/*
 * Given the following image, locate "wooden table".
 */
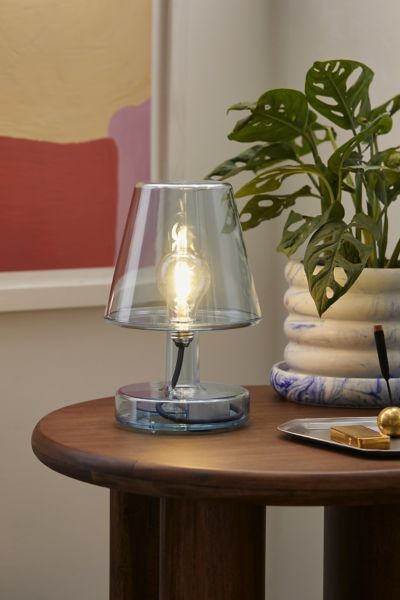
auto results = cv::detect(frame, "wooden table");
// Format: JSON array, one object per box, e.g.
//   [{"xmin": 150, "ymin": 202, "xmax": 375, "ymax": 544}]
[{"xmin": 32, "ymin": 386, "xmax": 400, "ymax": 600}]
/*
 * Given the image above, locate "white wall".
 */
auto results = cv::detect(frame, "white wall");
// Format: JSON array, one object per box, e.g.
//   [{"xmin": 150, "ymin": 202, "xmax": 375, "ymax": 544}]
[
  {"xmin": 4, "ymin": 1, "xmax": 400, "ymax": 599},
  {"xmin": 1, "ymin": 4, "xmax": 285, "ymax": 598},
  {"xmin": 165, "ymin": 2, "xmax": 321, "ymax": 599},
  {"xmin": 164, "ymin": 1, "xmax": 400, "ymax": 599}
]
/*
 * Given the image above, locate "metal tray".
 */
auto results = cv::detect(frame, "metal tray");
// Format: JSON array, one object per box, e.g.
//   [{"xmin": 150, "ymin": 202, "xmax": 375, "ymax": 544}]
[{"xmin": 278, "ymin": 417, "xmax": 400, "ymax": 456}]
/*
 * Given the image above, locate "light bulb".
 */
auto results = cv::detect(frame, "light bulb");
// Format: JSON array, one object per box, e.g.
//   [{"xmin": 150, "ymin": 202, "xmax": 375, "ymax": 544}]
[{"xmin": 157, "ymin": 223, "xmax": 210, "ymax": 330}]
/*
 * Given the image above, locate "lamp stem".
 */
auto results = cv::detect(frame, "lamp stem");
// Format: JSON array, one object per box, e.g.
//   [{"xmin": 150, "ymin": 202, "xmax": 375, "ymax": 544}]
[{"xmin": 166, "ymin": 332, "xmax": 200, "ymax": 390}]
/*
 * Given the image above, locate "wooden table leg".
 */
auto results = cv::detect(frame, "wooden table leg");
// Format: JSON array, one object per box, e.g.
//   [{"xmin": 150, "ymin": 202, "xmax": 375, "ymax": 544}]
[
  {"xmin": 324, "ymin": 505, "xmax": 400, "ymax": 599},
  {"xmin": 110, "ymin": 490, "xmax": 160, "ymax": 600},
  {"xmin": 159, "ymin": 498, "xmax": 265, "ymax": 600}
]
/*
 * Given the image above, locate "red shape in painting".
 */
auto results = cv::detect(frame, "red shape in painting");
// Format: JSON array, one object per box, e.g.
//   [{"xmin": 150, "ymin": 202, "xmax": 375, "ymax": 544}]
[{"xmin": 0, "ymin": 136, "xmax": 117, "ymax": 271}]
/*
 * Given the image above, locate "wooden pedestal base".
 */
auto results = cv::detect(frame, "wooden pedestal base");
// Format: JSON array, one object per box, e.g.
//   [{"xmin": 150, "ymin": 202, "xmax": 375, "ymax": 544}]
[
  {"xmin": 110, "ymin": 491, "xmax": 265, "ymax": 600},
  {"xmin": 324, "ymin": 505, "xmax": 400, "ymax": 599}
]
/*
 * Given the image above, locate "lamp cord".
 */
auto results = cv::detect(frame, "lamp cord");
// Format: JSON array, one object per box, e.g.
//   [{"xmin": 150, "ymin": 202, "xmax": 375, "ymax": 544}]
[
  {"xmin": 159, "ymin": 340, "xmax": 243, "ymax": 424},
  {"xmin": 170, "ymin": 343, "xmax": 185, "ymax": 388}
]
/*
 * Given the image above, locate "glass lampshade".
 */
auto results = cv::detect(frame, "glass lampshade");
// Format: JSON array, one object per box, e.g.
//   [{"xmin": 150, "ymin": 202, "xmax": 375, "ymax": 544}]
[
  {"xmin": 105, "ymin": 181, "xmax": 261, "ymax": 332},
  {"xmin": 105, "ymin": 181, "xmax": 261, "ymax": 433}
]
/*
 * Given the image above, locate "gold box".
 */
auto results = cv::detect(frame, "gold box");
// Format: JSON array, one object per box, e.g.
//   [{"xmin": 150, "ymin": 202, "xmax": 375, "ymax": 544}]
[{"xmin": 330, "ymin": 425, "xmax": 390, "ymax": 449}]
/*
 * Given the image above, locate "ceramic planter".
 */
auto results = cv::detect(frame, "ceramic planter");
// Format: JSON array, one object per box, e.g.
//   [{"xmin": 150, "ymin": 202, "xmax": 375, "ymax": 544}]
[{"xmin": 270, "ymin": 260, "xmax": 400, "ymax": 407}]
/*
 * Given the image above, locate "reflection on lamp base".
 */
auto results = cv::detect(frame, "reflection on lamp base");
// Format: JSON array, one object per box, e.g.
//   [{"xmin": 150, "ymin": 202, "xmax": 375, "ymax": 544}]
[{"xmin": 115, "ymin": 382, "xmax": 250, "ymax": 433}]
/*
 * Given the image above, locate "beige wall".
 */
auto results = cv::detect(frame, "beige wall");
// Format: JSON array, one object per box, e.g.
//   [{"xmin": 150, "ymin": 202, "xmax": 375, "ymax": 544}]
[
  {"xmin": 2, "ymin": 4, "xmax": 283, "ymax": 598},
  {"xmin": 264, "ymin": 1, "xmax": 400, "ymax": 598},
  {"xmin": 4, "ymin": 1, "xmax": 400, "ymax": 599}
]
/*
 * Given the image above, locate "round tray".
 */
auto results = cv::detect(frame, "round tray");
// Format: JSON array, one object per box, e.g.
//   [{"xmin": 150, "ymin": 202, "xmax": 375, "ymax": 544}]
[{"xmin": 270, "ymin": 361, "xmax": 400, "ymax": 408}]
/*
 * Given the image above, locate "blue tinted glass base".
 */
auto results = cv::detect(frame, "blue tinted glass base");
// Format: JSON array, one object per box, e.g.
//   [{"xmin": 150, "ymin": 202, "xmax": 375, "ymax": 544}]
[{"xmin": 115, "ymin": 381, "xmax": 249, "ymax": 433}]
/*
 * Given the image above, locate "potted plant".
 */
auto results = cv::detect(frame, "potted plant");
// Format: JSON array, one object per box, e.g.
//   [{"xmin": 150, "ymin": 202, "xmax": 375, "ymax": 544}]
[{"xmin": 208, "ymin": 59, "xmax": 400, "ymax": 406}]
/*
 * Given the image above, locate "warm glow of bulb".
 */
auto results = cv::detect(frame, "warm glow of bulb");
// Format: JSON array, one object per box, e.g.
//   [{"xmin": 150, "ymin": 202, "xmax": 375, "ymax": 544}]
[
  {"xmin": 157, "ymin": 222, "xmax": 210, "ymax": 328},
  {"xmin": 173, "ymin": 260, "xmax": 193, "ymax": 320},
  {"xmin": 173, "ymin": 223, "xmax": 189, "ymax": 253}
]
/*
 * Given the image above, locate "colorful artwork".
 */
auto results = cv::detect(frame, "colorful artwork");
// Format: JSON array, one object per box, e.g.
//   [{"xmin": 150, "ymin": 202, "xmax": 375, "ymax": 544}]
[{"xmin": 0, "ymin": 0, "xmax": 151, "ymax": 271}]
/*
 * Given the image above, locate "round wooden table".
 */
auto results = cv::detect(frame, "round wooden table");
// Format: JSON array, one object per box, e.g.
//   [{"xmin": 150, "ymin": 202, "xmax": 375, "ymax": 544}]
[{"xmin": 32, "ymin": 386, "xmax": 400, "ymax": 600}]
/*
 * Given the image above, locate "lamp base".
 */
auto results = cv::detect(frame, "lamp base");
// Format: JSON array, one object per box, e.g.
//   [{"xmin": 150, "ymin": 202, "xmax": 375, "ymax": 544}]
[{"xmin": 115, "ymin": 382, "xmax": 249, "ymax": 433}]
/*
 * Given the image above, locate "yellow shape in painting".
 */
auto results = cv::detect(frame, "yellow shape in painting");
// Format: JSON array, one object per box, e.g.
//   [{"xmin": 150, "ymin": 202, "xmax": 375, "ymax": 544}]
[{"xmin": 0, "ymin": 0, "xmax": 151, "ymax": 142}]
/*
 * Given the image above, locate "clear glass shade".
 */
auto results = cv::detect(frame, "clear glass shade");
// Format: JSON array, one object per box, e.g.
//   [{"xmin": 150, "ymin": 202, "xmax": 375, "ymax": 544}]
[{"xmin": 105, "ymin": 181, "xmax": 261, "ymax": 332}]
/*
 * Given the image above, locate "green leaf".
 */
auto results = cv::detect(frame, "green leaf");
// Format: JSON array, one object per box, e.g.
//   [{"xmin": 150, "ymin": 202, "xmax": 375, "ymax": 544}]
[
  {"xmin": 228, "ymin": 89, "xmax": 311, "ymax": 143},
  {"xmin": 208, "ymin": 128, "xmax": 333, "ymax": 181},
  {"xmin": 327, "ymin": 114, "xmax": 392, "ymax": 175},
  {"xmin": 304, "ymin": 222, "xmax": 372, "ymax": 316},
  {"xmin": 236, "ymin": 170, "xmax": 284, "ymax": 196},
  {"xmin": 312, "ymin": 122, "xmax": 337, "ymax": 142},
  {"xmin": 291, "ymin": 121, "xmax": 336, "ymax": 156},
  {"xmin": 341, "ymin": 147, "xmax": 400, "ymax": 205},
  {"xmin": 277, "ymin": 203, "xmax": 345, "ymax": 257},
  {"xmin": 350, "ymin": 212, "xmax": 381, "ymax": 240},
  {"xmin": 236, "ymin": 164, "xmax": 335, "ymax": 205},
  {"xmin": 206, "ymin": 143, "xmax": 297, "ymax": 180},
  {"xmin": 277, "ymin": 212, "xmax": 321, "ymax": 257},
  {"xmin": 361, "ymin": 165, "xmax": 400, "ymax": 204},
  {"xmin": 342, "ymin": 150, "xmax": 363, "ymax": 168},
  {"xmin": 368, "ymin": 95, "xmax": 400, "ymax": 120},
  {"xmin": 227, "ymin": 101, "xmax": 257, "ymax": 112},
  {"xmin": 372, "ymin": 150, "xmax": 400, "ymax": 203},
  {"xmin": 305, "ymin": 59, "xmax": 374, "ymax": 130},
  {"xmin": 240, "ymin": 186, "xmax": 314, "ymax": 231},
  {"xmin": 247, "ymin": 143, "xmax": 297, "ymax": 169},
  {"xmin": 207, "ymin": 145, "xmax": 269, "ymax": 179},
  {"xmin": 369, "ymin": 147, "xmax": 400, "ymax": 168}
]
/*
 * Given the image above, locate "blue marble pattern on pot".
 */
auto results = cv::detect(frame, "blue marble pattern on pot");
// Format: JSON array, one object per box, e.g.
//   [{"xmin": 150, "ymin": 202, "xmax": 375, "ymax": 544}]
[{"xmin": 269, "ymin": 362, "xmax": 399, "ymax": 408}]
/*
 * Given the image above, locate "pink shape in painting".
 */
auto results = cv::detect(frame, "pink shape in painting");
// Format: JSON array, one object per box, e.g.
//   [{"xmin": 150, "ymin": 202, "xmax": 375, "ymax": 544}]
[{"xmin": 108, "ymin": 101, "xmax": 151, "ymax": 255}]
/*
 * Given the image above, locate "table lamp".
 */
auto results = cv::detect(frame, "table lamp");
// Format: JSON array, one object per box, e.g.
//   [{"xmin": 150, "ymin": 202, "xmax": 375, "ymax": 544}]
[{"xmin": 105, "ymin": 181, "xmax": 261, "ymax": 432}]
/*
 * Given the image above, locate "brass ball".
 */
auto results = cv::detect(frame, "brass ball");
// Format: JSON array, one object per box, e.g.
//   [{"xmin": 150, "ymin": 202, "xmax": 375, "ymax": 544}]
[{"xmin": 378, "ymin": 406, "xmax": 400, "ymax": 437}]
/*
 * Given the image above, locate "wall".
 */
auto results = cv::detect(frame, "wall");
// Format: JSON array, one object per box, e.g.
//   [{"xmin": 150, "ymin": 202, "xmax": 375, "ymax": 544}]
[
  {"xmin": 2, "ymin": 5, "xmax": 284, "ymax": 599},
  {"xmin": 3, "ymin": 1, "xmax": 400, "ymax": 599},
  {"xmin": 163, "ymin": 1, "xmax": 400, "ymax": 599},
  {"xmin": 263, "ymin": 4, "xmax": 400, "ymax": 593},
  {"xmin": 164, "ymin": 2, "xmax": 321, "ymax": 598}
]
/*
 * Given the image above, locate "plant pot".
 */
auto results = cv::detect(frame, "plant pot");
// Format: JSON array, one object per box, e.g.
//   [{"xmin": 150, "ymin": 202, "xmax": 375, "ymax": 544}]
[{"xmin": 270, "ymin": 260, "xmax": 400, "ymax": 407}]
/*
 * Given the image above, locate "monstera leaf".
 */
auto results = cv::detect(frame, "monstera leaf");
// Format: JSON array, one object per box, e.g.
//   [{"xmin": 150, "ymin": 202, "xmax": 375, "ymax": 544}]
[
  {"xmin": 245, "ymin": 143, "xmax": 297, "ymax": 170},
  {"xmin": 305, "ymin": 60, "xmax": 373, "ymax": 130},
  {"xmin": 277, "ymin": 203, "xmax": 345, "ymax": 258},
  {"xmin": 304, "ymin": 219, "xmax": 373, "ymax": 316},
  {"xmin": 228, "ymin": 89, "xmax": 313, "ymax": 143},
  {"xmin": 375, "ymin": 151, "xmax": 400, "ymax": 204},
  {"xmin": 207, "ymin": 143, "xmax": 296, "ymax": 180},
  {"xmin": 344, "ymin": 148, "xmax": 400, "ymax": 205},
  {"xmin": 327, "ymin": 114, "xmax": 392, "ymax": 175},
  {"xmin": 240, "ymin": 186, "xmax": 314, "ymax": 231},
  {"xmin": 277, "ymin": 212, "xmax": 322, "ymax": 258},
  {"xmin": 236, "ymin": 164, "xmax": 335, "ymax": 207},
  {"xmin": 369, "ymin": 95, "xmax": 400, "ymax": 120},
  {"xmin": 228, "ymin": 101, "xmax": 257, "ymax": 112},
  {"xmin": 293, "ymin": 121, "xmax": 336, "ymax": 156}
]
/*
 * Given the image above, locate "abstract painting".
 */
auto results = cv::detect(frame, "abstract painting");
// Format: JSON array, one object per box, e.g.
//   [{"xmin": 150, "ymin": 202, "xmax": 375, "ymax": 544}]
[{"xmin": 0, "ymin": 0, "xmax": 151, "ymax": 271}]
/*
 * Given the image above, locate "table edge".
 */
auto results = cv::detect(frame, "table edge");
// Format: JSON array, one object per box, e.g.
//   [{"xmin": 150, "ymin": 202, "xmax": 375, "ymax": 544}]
[{"xmin": 31, "ymin": 405, "xmax": 400, "ymax": 506}]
